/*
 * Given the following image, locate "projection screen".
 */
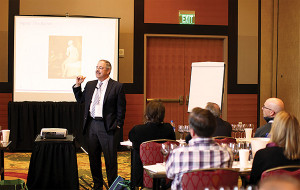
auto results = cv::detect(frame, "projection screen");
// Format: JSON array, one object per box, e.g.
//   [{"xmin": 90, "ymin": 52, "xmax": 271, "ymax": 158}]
[{"xmin": 14, "ymin": 16, "xmax": 119, "ymax": 101}]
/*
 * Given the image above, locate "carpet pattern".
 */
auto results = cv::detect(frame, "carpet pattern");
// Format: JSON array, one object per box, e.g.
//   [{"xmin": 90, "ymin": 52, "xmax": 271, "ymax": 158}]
[{"xmin": 3, "ymin": 151, "xmax": 131, "ymax": 189}]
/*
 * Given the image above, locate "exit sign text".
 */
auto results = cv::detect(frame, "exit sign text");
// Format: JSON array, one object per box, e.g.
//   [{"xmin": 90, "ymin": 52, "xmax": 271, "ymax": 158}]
[{"xmin": 179, "ymin": 10, "xmax": 195, "ymax": 24}]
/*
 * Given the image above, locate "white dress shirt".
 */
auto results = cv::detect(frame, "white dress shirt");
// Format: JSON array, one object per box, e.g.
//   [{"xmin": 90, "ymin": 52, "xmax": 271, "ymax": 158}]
[{"xmin": 89, "ymin": 77, "xmax": 109, "ymax": 118}]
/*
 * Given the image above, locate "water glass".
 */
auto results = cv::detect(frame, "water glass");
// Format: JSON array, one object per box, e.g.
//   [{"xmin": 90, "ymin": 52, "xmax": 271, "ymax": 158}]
[{"xmin": 248, "ymin": 124, "xmax": 255, "ymax": 137}]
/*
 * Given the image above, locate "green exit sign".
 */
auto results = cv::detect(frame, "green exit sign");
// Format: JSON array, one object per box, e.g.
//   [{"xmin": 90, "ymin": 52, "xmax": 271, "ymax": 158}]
[{"xmin": 179, "ymin": 10, "xmax": 195, "ymax": 24}]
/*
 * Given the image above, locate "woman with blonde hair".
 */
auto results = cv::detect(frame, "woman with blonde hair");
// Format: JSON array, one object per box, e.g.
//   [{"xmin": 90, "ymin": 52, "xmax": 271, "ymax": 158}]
[{"xmin": 250, "ymin": 111, "xmax": 300, "ymax": 185}]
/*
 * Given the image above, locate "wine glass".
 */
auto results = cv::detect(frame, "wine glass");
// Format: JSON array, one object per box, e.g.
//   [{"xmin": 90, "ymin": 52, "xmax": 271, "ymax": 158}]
[
  {"xmin": 231, "ymin": 124, "xmax": 237, "ymax": 138},
  {"xmin": 242, "ymin": 124, "xmax": 248, "ymax": 138},
  {"xmin": 178, "ymin": 125, "xmax": 184, "ymax": 140},
  {"xmin": 160, "ymin": 144, "xmax": 169, "ymax": 165},
  {"xmin": 237, "ymin": 123, "xmax": 244, "ymax": 138},
  {"xmin": 245, "ymin": 141, "xmax": 252, "ymax": 160},
  {"xmin": 228, "ymin": 143, "xmax": 238, "ymax": 161},
  {"xmin": 184, "ymin": 125, "xmax": 189, "ymax": 139},
  {"xmin": 237, "ymin": 142, "xmax": 245, "ymax": 150},
  {"xmin": 248, "ymin": 124, "xmax": 254, "ymax": 129}
]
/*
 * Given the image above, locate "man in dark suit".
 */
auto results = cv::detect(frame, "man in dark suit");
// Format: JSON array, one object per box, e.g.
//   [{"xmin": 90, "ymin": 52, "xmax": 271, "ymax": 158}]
[
  {"xmin": 205, "ymin": 102, "xmax": 232, "ymax": 137},
  {"xmin": 185, "ymin": 102, "xmax": 232, "ymax": 143},
  {"xmin": 73, "ymin": 59, "xmax": 126, "ymax": 190},
  {"xmin": 254, "ymin": 98, "xmax": 284, "ymax": 137}
]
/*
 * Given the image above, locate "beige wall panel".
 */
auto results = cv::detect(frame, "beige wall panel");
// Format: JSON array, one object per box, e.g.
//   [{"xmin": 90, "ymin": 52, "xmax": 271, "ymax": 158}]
[
  {"xmin": 0, "ymin": 0, "xmax": 9, "ymax": 82},
  {"xmin": 119, "ymin": 33, "xmax": 133, "ymax": 82},
  {"xmin": 277, "ymin": 0, "xmax": 300, "ymax": 118},
  {"xmin": 260, "ymin": 0, "xmax": 274, "ymax": 126},
  {"xmin": 237, "ymin": 36, "xmax": 258, "ymax": 84},
  {"xmin": 20, "ymin": 0, "xmax": 134, "ymax": 83},
  {"xmin": 238, "ymin": 0, "xmax": 258, "ymax": 84}
]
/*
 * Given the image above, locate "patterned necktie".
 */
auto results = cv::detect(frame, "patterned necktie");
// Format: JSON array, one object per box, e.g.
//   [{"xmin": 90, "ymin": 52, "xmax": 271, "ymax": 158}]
[{"xmin": 91, "ymin": 82, "xmax": 102, "ymax": 118}]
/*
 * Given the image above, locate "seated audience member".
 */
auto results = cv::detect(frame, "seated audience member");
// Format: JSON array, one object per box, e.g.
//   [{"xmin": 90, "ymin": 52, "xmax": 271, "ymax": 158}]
[
  {"xmin": 185, "ymin": 102, "xmax": 232, "ymax": 143},
  {"xmin": 166, "ymin": 107, "xmax": 233, "ymax": 190},
  {"xmin": 250, "ymin": 111, "xmax": 300, "ymax": 185},
  {"xmin": 128, "ymin": 101, "xmax": 176, "ymax": 188},
  {"xmin": 259, "ymin": 175, "xmax": 300, "ymax": 190},
  {"xmin": 255, "ymin": 98, "xmax": 284, "ymax": 137}
]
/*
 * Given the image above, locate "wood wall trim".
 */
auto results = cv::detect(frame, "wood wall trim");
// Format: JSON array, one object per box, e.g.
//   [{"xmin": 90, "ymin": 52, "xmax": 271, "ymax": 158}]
[{"xmin": 144, "ymin": 34, "xmax": 228, "ymax": 39}]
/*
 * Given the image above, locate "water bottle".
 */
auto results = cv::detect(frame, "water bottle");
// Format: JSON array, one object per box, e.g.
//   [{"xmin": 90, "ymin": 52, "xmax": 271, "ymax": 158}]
[{"xmin": 170, "ymin": 120, "xmax": 175, "ymax": 131}]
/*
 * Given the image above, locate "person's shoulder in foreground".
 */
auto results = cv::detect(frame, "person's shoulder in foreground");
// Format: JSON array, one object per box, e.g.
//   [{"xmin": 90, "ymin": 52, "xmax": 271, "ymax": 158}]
[
  {"xmin": 259, "ymin": 175, "xmax": 300, "ymax": 190},
  {"xmin": 250, "ymin": 110, "xmax": 300, "ymax": 185}
]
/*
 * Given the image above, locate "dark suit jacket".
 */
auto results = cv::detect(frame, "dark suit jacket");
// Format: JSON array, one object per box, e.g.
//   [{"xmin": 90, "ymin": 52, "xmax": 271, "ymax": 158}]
[
  {"xmin": 73, "ymin": 78, "xmax": 126, "ymax": 134},
  {"xmin": 254, "ymin": 122, "xmax": 272, "ymax": 137},
  {"xmin": 213, "ymin": 117, "xmax": 232, "ymax": 137},
  {"xmin": 185, "ymin": 117, "xmax": 232, "ymax": 143},
  {"xmin": 129, "ymin": 122, "xmax": 176, "ymax": 187},
  {"xmin": 250, "ymin": 146, "xmax": 300, "ymax": 185}
]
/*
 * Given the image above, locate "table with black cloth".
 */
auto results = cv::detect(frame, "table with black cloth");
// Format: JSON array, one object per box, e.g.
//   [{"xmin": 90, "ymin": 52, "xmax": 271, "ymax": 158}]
[
  {"xmin": 8, "ymin": 102, "xmax": 85, "ymax": 151},
  {"xmin": 26, "ymin": 135, "xmax": 79, "ymax": 190}
]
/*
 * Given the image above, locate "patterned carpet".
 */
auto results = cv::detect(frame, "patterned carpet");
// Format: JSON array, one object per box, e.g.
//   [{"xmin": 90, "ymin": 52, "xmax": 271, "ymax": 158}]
[{"xmin": 3, "ymin": 151, "xmax": 131, "ymax": 189}]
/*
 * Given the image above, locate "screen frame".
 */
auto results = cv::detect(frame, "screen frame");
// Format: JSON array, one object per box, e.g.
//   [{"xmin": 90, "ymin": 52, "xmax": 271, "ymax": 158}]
[{"xmin": 13, "ymin": 15, "xmax": 120, "ymax": 102}]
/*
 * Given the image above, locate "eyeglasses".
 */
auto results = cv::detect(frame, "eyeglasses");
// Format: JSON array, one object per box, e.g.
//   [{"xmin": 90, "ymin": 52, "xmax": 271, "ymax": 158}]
[
  {"xmin": 96, "ymin": 66, "xmax": 106, "ymax": 70},
  {"xmin": 262, "ymin": 105, "xmax": 273, "ymax": 112}
]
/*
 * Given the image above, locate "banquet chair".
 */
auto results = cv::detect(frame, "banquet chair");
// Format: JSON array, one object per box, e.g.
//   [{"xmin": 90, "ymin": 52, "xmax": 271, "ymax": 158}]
[
  {"xmin": 213, "ymin": 136, "xmax": 237, "ymax": 144},
  {"xmin": 261, "ymin": 165, "xmax": 300, "ymax": 180},
  {"xmin": 181, "ymin": 168, "xmax": 239, "ymax": 190},
  {"xmin": 140, "ymin": 139, "xmax": 179, "ymax": 189}
]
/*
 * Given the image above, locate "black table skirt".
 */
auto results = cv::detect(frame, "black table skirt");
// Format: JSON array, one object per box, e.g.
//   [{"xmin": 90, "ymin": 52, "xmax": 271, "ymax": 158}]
[
  {"xmin": 8, "ymin": 102, "xmax": 85, "ymax": 151},
  {"xmin": 27, "ymin": 136, "xmax": 79, "ymax": 190}
]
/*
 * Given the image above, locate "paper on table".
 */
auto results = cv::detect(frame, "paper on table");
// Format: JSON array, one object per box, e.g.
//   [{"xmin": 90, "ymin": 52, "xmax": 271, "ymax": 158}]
[
  {"xmin": 176, "ymin": 139, "xmax": 186, "ymax": 144},
  {"xmin": 143, "ymin": 163, "xmax": 166, "ymax": 174},
  {"xmin": 232, "ymin": 161, "xmax": 252, "ymax": 170},
  {"xmin": 120, "ymin": 140, "xmax": 132, "ymax": 146}
]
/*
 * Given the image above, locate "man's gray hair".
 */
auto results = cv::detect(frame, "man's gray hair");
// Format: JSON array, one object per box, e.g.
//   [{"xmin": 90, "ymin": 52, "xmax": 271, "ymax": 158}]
[
  {"xmin": 205, "ymin": 102, "xmax": 221, "ymax": 117},
  {"xmin": 99, "ymin": 59, "xmax": 112, "ymax": 70}
]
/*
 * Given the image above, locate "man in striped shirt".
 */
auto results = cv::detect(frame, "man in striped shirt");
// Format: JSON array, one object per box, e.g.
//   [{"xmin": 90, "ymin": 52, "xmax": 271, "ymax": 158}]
[{"xmin": 166, "ymin": 107, "xmax": 233, "ymax": 190}]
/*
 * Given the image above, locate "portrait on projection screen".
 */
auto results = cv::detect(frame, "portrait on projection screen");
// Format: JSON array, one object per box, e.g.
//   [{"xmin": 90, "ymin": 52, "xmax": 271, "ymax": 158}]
[{"xmin": 48, "ymin": 36, "xmax": 82, "ymax": 79}]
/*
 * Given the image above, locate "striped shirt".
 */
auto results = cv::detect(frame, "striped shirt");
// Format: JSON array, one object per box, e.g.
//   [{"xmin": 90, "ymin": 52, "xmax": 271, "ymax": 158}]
[{"xmin": 166, "ymin": 137, "xmax": 233, "ymax": 190}]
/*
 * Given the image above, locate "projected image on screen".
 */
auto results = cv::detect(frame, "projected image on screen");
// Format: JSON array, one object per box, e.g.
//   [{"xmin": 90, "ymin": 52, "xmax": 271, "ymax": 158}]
[
  {"xmin": 48, "ymin": 36, "xmax": 82, "ymax": 79},
  {"xmin": 14, "ymin": 16, "xmax": 119, "ymax": 102}
]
